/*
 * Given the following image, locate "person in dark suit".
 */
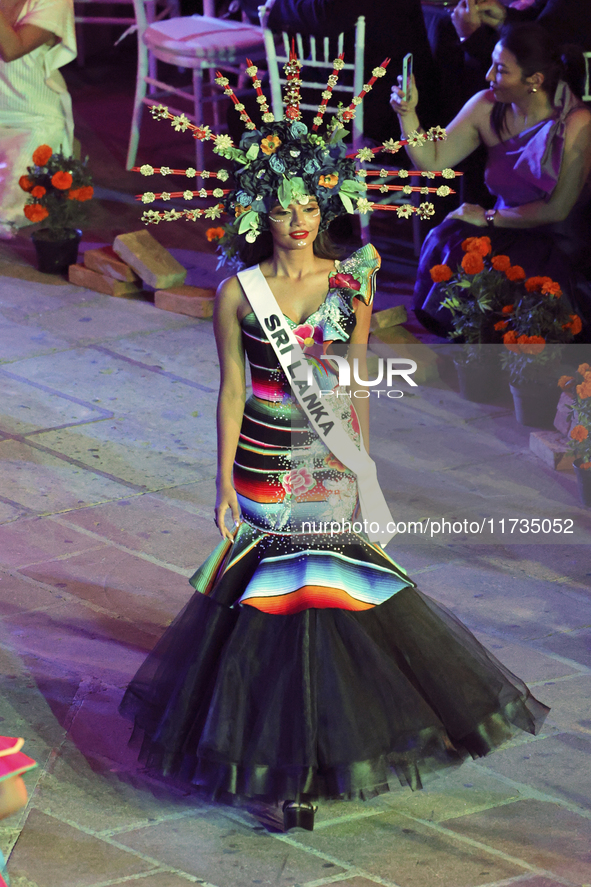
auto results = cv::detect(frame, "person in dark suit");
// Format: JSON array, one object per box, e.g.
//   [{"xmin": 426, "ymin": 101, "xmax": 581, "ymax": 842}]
[{"xmin": 240, "ymin": 0, "xmax": 440, "ymax": 143}]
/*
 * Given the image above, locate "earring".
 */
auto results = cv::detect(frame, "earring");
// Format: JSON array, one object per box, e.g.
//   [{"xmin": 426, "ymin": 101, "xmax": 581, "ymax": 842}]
[{"xmin": 529, "ymin": 86, "xmax": 538, "ymax": 93}]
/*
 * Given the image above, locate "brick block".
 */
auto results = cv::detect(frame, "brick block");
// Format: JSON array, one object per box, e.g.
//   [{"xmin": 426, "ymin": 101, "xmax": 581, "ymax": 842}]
[
  {"xmin": 113, "ymin": 230, "xmax": 187, "ymax": 288},
  {"xmin": 83, "ymin": 246, "xmax": 139, "ymax": 283},
  {"xmin": 68, "ymin": 264, "xmax": 143, "ymax": 298},
  {"xmin": 369, "ymin": 304, "xmax": 407, "ymax": 332},
  {"xmin": 529, "ymin": 430, "xmax": 573, "ymax": 470},
  {"xmin": 554, "ymin": 391, "xmax": 575, "ymax": 437},
  {"xmin": 155, "ymin": 285, "xmax": 216, "ymax": 318}
]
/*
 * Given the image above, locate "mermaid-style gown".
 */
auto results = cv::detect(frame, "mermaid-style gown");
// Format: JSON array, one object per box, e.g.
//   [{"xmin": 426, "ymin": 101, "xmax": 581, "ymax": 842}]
[{"xmin": 120, "ymin": 244, "xmax": 548, "ymax": 800}]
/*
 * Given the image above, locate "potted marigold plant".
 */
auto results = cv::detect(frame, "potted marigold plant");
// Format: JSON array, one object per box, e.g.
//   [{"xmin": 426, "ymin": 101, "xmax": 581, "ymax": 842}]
[
  {"xmin": 499, "ymin": 275, "xmax": 581, "ymax": 427},
  {"xmin": 430, "ymin": 235, "xmax": 519, "ymax": 402},
  {"xmin": 557, "ymin": 365, "xmax": 591, "ymax": 506},
  {"xmin": 20, "ymin": 144, "xmax": 93, "ymax": 274}
]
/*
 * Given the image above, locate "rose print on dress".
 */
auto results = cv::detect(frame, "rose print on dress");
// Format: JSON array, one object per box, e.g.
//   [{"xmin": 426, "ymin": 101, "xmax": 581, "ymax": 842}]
[{"xmin": 281, "ymin": 466, "xmax": 316, "ymax": 497}]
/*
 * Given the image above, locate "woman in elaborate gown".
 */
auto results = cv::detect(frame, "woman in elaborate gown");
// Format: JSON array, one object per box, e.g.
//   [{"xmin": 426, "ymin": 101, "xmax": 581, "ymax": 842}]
[
  {"xmin": 119, "ymin": 112, "xmax": 549, "ymax": 829},
  {"xmin": 0, "ymin": 0, "xmax": 75, "ymax": 237},
  {"xmin": 390, "ymin": 23, "xmax": 591, "ymax": 339}
]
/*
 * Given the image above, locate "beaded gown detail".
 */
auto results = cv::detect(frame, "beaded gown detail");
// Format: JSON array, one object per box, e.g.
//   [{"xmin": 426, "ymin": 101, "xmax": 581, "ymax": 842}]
[{"xmin": 120, "ymin": 244, "xmax": 549, "ymax": 800}]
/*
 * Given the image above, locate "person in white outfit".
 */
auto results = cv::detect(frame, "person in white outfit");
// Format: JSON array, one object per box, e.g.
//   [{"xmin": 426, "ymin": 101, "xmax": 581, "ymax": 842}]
[{"xmin": 0, "ymin": 0, "xmax": 76, "ymax": 238}]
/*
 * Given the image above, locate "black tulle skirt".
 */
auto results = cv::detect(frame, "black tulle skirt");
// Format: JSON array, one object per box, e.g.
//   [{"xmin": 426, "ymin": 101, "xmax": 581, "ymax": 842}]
[{"xmin": 119, "ymin": 529, "xmax": 549, "ymax": 802}]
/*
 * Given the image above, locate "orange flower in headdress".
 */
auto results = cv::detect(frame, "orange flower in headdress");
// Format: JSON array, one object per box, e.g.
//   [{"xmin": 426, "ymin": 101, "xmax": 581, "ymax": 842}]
[
  {"xmin": 261, "ymin": 135, "xmax": 282, "ymax": 155},
  {"xmin": 318, "ymin": 173, "xmax": 339, "ymax": 189}
]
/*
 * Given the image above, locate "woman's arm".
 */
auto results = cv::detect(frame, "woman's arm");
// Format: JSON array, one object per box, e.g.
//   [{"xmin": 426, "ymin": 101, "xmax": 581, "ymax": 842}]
[
  {"xmin": 494, "ymin": 108, "xmax": 591, "ymax": 227},
  {"xmin": 213, "ymin": 276, "xmax": 246, "ymax": 539},
  {"xmin": 348, "ymin": 299, "xmax": 373, "ymax": 451},
  {"xmin": 0, "ymin": 12, "xmax": 57, "ymax": 62},
  {"xmin": 390, "ymin": 76, "xmax": 486, "ymax": 170}
]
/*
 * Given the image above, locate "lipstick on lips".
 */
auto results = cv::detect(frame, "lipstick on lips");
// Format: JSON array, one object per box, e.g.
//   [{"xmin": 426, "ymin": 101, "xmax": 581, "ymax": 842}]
[{"xmin": 289, "ymin": 231, "xmax": 309, "ymax": 239}]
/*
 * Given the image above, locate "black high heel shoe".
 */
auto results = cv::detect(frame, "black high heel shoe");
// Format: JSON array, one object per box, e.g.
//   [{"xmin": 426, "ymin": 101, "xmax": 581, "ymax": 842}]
[{"xmin": 282, "ymin": 800, "xmax": 318, "ymax": 831}]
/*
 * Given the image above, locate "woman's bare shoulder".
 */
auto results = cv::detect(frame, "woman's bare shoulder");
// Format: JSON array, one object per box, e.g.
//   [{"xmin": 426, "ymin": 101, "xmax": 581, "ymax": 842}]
[
  {"xmin": 216, "ymin": 274, "xmax": 252, "ymax": 322},
  {"xmin": 565, "ymin": 104, "xmax": 591, "ymax": 135}
]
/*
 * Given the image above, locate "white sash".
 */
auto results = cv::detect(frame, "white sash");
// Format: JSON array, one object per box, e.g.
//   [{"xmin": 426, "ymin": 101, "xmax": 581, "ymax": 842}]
[{"xmin": 237, "ymin": 265, "xmax": 395, "ymax": 546}]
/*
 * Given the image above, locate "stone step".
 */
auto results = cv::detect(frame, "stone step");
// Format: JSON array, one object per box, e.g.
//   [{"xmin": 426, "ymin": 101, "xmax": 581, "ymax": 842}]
[
  {"xmin": 113, "ymin": 230, "xmax": 186, "ymax": 289},
  {"xmin": 529, "ymin": 430, "xmax": 573, "ymax": 470},
  {"xmin": 155, "ymin": 285, "xmax": 216, "ymax": 318}
]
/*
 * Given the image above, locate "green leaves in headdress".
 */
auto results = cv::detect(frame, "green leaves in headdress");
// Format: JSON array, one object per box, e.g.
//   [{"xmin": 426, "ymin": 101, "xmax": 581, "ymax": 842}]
[
  {"xmin": 237, "ymin": 209, "xmax": 260, "ymax": 234},
  {"xmin": 338, "ymin": 178, "xmax": 366, "ymax": 214},
  {"xmin": 277, "ymin": 176, "xmax": 308, "ymax": 209}
]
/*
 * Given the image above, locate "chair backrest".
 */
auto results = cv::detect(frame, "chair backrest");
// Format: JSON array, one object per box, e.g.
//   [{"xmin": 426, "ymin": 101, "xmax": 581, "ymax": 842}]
[
  {"xmin": 258, "ymin": 2, "xmax": 365, "ymax": 151},
  {"xmin": 130, "ymin": 0, "xmax": 178, "ymax": 40},
  {"xmin": 584, "ymin": 51, "xmax": 591, "ymax": 102}
]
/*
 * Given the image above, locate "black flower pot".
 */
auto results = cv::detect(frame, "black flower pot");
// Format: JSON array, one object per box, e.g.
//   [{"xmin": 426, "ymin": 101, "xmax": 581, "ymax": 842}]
[
  {"xmin": 31, "ymin": 228, "xmax": 82, "ymax": 275},
  {"xmin": 509, "ymin": 381, "xmax": 561, "ymax": 429},
  {"xmin": 573, "ymin": 460, "xmax": 591, "ymax": 507},
  {"xmin": 454, "ymin": 358, "xmax": 503, "ymax": 403}
]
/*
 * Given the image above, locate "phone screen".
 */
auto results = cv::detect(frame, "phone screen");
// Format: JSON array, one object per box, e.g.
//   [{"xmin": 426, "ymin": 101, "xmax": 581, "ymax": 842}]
[{"xmin": 402, "ymin": 53, "xmax": 413, "ymax": 102}]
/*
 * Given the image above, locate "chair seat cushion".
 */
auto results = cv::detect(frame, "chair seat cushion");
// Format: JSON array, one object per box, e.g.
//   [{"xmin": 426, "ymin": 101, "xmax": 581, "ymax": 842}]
[{"xmin": 144, "ymin": 15, "xmax": 264, "ymax": 60}]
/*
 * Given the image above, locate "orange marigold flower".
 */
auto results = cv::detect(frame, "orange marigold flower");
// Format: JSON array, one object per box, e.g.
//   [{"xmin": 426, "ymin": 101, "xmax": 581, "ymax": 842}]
[
  {"xmin": 68, "ymin": 188, "xmax": 80, "ymax": 201},
  {"xmin": 502, "ymin": 304, "xmax": 514, "ymax": 314},
  {"xmin": 461, "ymin": 235, "xmax": 491, "ymax": 257},
  {"xmin": 31, "ymin": 185, "xmax": 46, "ymax": 198},
  {"xmin": 579, "ymin": 461, "xmax": 591, "ymax": 470},
  {"xmin": 77, "ymin": 185, "xmax": 94, "ymax": 202},
  {"xmin": 51, "ymin": 171, "xmax": 73, "ymax": 190},
  {"xmin": 261, "ymin": 134, "xmax": 282, "ymax": 155},
  {"xmin": 206, "ymin": 226, "xmax": 225, "ymax": 242},
  {"xmin": 461, "ymin": 236, "xmax": 478, "ymax": 253},
  {"xmin": 429, "ymin": 263, "xmax": 453, "ymax": 283},
  {"xmin": 32, "ymin": 144, "xmax": 53, "ymax": 166},
  {"xmin": 23, "ymin": 204, "xmax": 49, "ymax": 223},
  {"xmin": 517, "ymin": 334, "xmax": 545, "ymax": 355},
  {"xmin": 235, "ymin": 204, "xmax": 252, "ymax": 217},
  {"xmin": 558, "ymin": 375, "xmax": 574, "ymax": 389},
  {"xmin": 494, "ymin": 320, "xmax": 509, "ymax": 331},
  {"xmin": 461, "ymin": 251, "xmax": 484, "ymax": 275},
  {"xmin": 505, "ymin": 264, "xmax": 526, "ymax": 281},
  {"xmin": 503, "ymin": 329, "xmax": 520, "ymax": 352},
  {"xmin": 491, "ymin": 254, "xmax": 511, "ymax": 271},
  {"xmin": 562, "ymin": 314, "xmax": 582, "ymax": 335},
  {"xmin": 577, "ymin": 380, "xmax": 591, "ymax": 399},
  {"xmin": 19, "ymin": 175, "xmax": 34, "ymax": 192},
  {"xmin": 318, "ymin": 173, "xmax": 339, "ymax": 189},
  {"xmin": 578, "ymin": 363, "xmax": 591, "ymax": 375},
  {"xmin": 570, "ymin": 424, "xmax": 589, "ymax": 442},
  {"xmin": 541, "ymin": 280, "xmax": 562, "ymax": 298}
]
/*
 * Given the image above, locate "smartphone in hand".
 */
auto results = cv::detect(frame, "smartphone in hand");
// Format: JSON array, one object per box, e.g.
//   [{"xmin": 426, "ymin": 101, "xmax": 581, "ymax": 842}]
[{"xmin": 402, "ymin": 53, "xmax": 413, "ymax": 102}]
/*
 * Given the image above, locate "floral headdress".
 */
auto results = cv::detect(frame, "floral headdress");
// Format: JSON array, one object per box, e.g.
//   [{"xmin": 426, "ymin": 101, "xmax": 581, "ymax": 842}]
[{"xmin": 136, "ymin": 51, "xmax": 460, "ymax": 264}]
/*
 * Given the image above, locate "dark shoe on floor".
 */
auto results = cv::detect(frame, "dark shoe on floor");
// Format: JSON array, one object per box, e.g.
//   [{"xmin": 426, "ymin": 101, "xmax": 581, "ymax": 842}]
[{"xmin": 282, "ymin": 800, "xmax": 317, "ymax": 832}]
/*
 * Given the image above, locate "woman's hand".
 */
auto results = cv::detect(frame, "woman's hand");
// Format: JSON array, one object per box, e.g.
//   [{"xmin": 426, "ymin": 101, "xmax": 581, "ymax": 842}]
[
  {"xmin": 446, "ymin": 203, "xmax": 488, "ymax": 226},
  {"xmin": 451, "ymin": 0, "xmax": 506, "ymax": 40},
  {"xmin": 390, "ymin": 73, "xmax": 418, "ymax": 117},
  {"xmin": 215, "ymin": 482, "xmax": 241, "ymax": 540}
]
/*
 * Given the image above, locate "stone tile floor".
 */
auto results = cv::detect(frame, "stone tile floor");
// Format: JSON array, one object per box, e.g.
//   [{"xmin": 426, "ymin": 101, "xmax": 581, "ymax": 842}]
[{"xmin": 1, "ymin": 255, "xmax": 591, "ymax": 887}]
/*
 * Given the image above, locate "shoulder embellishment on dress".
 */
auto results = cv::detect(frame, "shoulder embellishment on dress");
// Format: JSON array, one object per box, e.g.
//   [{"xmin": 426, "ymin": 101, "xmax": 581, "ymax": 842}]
[{"xmin": 328, "ymin": 243, "xmax": 381, "ymax": 306}]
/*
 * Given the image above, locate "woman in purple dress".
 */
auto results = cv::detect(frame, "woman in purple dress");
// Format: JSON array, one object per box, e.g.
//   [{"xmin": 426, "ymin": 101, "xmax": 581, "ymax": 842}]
[{"xmin": 390, "ymin": 23, "xmax": 591, "ymax": 339}]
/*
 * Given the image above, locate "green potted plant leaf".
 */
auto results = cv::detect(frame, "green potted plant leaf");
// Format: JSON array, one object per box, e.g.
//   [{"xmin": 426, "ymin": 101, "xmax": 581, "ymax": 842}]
[{"xmin": 20, "ymin": 144, "xmax": 94, "ymax": 274}]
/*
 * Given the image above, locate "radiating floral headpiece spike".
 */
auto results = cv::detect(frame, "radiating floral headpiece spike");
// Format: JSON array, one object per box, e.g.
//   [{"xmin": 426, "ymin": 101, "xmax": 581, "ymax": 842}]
[
  {"xmin": 214, "ymin": 72, "xmax": 257, "ymax": 131},
  {"xmin": 138, "ymin": 54, "xmax": 460, "ymax": 265},
  {"xmin": 312, "ymin": 54, "xmax": 345, "ymax": 130},
  {"xmin": 339, "ymin": 59, "xmax": 390, "ymax": 123},
  {"xmin": 283, "ymin": 42, "xmax": 303, "ymax": 121},
  {"xmin": 245, "ymin": 58, "xmax": 275, "ymax": 124}
]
